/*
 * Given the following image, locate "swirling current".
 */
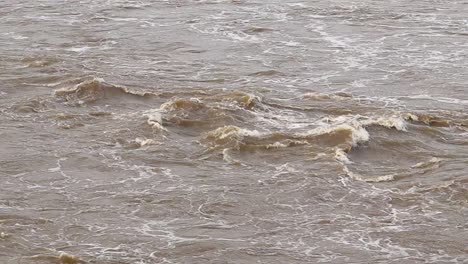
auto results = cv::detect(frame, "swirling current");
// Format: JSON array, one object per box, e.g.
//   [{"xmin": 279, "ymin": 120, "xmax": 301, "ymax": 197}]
[{"xmin": 0, "ymin": 1, "xmax": 467, "ymax": 263}]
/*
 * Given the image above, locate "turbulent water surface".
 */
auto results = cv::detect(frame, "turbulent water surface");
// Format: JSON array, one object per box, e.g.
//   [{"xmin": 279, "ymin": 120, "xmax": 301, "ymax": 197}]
[{"xmin": 1, "ymin": 0, "xmax": 468, "ymax": 263}]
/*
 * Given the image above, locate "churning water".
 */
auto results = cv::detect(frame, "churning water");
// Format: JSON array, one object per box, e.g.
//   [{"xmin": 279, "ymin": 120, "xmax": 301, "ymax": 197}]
[{"xmin": 0, "ymin": 1, "xmax": 467, "ymax": 263}]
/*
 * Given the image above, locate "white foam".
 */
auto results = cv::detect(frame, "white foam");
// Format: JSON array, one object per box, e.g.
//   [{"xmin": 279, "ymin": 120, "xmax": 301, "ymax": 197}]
[
  {"xmin": 143, "ymin": 110, "xmax": 165, "ymax": 131},
  {"xmin": 207, "ymin": 125, "xmax": 262, "ymax": 140},
  {"xmin": 403, "ymin": 113, "xmax": 419, "ymax": 121},
  {"xmin": 135, "ymin": 138, "xmax": 157, "ymax": 147},
  {"xmin": 222, "ymin": 148, "xmax": 241, "ymax": 165},
  {"xmin": 159, "ymin": 97, "xmax": 202, "ymax": 112},
  {"xmin": 322, "ymin": 114, "xmax": 408, "ymax": 132},
  {"xmin": 266, "ymin": 141, "xmax": 289, "ymax": 149},
  {"xmin": 335, "ymin": 148, "xmax": 352, "ymax": 164},
  {"xmin": 67, "ymin": 46, "xmax": 92, "ymax": 53},
  {"xmin": 302, "ymin": 123, "xmax": 370, "ymax": 146},
  {"xmin": 362, "ymin": 116, "xmax": 408, "ymax": 131}
]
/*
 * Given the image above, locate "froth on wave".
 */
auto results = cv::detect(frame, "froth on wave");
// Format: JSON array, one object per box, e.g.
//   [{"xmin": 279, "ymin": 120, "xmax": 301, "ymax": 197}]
[
  {"xmin": 148, "ymin": 92, "xmax": 262, "ymax": 131},
  {"xmin": 199, "ymin": 112, "xmax": 447, "ymax": 184},
  {"xmin": 337, "ymin": 156, "xmax": 445, "ymax": 183},
  {"xmin": 302, "ymin": 91, "xmax": 352, "ymax": 101},
  {"xmin": 54, "ymin": 77, "xmax": 156, "ymax": 104},
  {"xmin": 159, "ymin": 92, "xmax": 262, "ymax": 112},
  {"xmin": 332, "ymin": 116, "xmax": 448, "ymax": 183},
  {"xmin": 201, "ymin": 114, "xmax": 407, "ymax": 155},
  {"xmin": 49, "ymin": 81, "xmax": 466, "ymax": 185},
  {"xmin": 143, "ymin": 109, "xmax": 165, "ymax": 131}
]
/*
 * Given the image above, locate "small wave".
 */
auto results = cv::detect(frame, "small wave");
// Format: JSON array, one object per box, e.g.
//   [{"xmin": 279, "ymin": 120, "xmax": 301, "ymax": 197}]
[
  {"xmin": 156, "ymin": 92, "xmax": 262, "ymax": 130},
  {"xmin": 412, "ymin": 180, "xmax": 456, "ymax": 194},
  {"xmin": 361, "ymin": 116, "xmax": 408, "ymax": 131},
  {"xmin": 342, "ymin": 164, "xmax": 396, "ymax": 183},
  {"xmin": 59, "ymin": 252, "xmax": 82, "ymax": 264},
  {"xmin": 159, "ymin": 92, "xmax": 261, "ymax": 113},
  {"xmin": 405, "ymin": 112, "xmax": 468, "ymax": 129},
  {"xmin": 202, "ymin": 125, "xmax": 301, "ymax": 154},
  {"xmin": 27, "ymin": 252, "xmax": 84, "ymax": 264},
  {"xmin": 243, "ymin": 27, "xmax": 274, "ymax": 34},
  {"xmin": 326, "ymin": 114, "xmax": 428, "ymax": 183},
  {"xmin": 415, "ymin": 114, "xmax": 451, "ymax": 127},
  {"xmin": 302, "ymin": 91, "xmax": 352, "ymax": 101},
  {"xmin": 159, "ymin": 97, "xmax": 205, "ymax": 112},
  {"xmin": 202, "ymin": 114, "xmax": 409, "ymax": 153},
  {"xmin": 157, "ymin": 97, "xmax": 231, "ymax": 129},
  {"xmin": 299, "ymin": 123, "xmax": 370, "ymax": 146},
  {"xmin": 54, "ymin": 77, "xmax": 155, "ymax": 104},
  {"xmin": 348, "ymin": 156, "xmax": 444, "ymax": 183},
  {"xmin": 411, "ymin": 157, "xmax": 442, "ymax": 169},
  {"xmin": 322, "ymin": 115, "xmax": 408, "ymax": 132},
  {"xmin": 208, "ymin": 91, "xmax": 262, "ymax": 109},
  {"xmin": 249, "ymin": 70, "xmax": 281, "ymax": 77},
  {"xmin": 336, "ymin": 146, "xmax": 445, "ymax": 183},
  {"xmin": 204, "ymin": 125, "xmax": 262, "ymax": 145},
  {"xmin": 202, "ymin": 122, "xmax": 370, "ymax": 156},
  {"xmin": 200, "ymin": 112, "xmax": 415, "ymax": 154},
  {"xmin": 11, "ymin": 99, "xmax": 48, "ymax": 113},
  {"xmin": 21, "ymin": 56, "xmax": 59, "ymax": 68}
]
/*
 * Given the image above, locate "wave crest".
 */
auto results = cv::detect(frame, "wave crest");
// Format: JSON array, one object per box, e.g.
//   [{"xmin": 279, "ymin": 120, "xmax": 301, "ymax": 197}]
[
  {"xmin": 54, "ymin": 77, "xmax": 155, "ymax": 104},
  {"xmin": 202, "ymin": 122, "xmax": 372, "ymax": 154}
]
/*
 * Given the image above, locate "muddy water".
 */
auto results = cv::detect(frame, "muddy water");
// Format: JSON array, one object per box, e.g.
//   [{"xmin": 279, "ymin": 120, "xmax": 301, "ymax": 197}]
[{"xmin": 1, "ymin": 1, "xmax": 467, "ymax": 263}]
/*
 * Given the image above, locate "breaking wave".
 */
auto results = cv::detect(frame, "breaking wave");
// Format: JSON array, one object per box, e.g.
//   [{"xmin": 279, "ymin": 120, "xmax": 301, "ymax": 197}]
[
  {"xmin": 201, "ymin": 114, "xmax": 407, "ymax": 153},
  {"xmin": 50, "ymin": 82, "xmax": 467, "ymax": 184}
]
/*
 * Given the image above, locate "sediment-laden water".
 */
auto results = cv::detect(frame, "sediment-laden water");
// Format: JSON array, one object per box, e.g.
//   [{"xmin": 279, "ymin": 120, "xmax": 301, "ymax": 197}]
[{"xmin": 1, "ymin": 1, "xmax": 467, "ymax": 263}]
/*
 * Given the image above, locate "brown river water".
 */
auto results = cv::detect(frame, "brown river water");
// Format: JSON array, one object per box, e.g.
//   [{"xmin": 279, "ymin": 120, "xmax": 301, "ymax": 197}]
[{"xmin": 1, "ymin": 0, "xmax": 467, "ymax": 263}]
